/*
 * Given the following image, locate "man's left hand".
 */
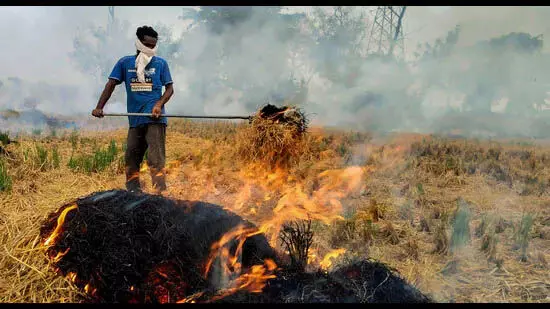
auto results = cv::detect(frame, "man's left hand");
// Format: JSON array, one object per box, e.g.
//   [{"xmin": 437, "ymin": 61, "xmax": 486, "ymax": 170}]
[{"xmin": 152, "ymin": 102, "xmax": 163, "ymax": 119}]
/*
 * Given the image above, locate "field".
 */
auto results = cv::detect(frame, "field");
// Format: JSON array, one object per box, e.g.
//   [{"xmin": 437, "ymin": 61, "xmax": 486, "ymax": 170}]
[{"xmin": 0, "ymin": 119, "xmax": 549, "ymax": 303}]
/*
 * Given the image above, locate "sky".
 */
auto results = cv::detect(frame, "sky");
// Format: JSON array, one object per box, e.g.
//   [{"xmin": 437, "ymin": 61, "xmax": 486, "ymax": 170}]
[{"xmin": 0, "ymin": 6, "xmax": 548, "ymax": 84}]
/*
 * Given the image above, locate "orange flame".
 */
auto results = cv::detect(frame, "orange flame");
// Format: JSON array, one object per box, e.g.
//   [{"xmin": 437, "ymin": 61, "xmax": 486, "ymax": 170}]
[
  {"xmin": 307, "ymin": 248, "xmax": 318, "ymax": 265},
  {"xmin": 83, "ymin": 283, "xmax": 97, "ymax": 296},
  {"xmin": 232, "ymin": 165, "xmax": 365, "ymax": 246},
  {"xmin": 207, "ymin": 258, "xmax": 277, "ymax": 302},
  {"xmin": 190, "ymin": 224, "xmax": 278, "ymax": 303},
  {"xmin": 319, "ymin": 248, "xmax": 346, "ymax": 270},
  {"xmin": 67, "ymin": 272, "xmax": 77, "ymax": 283},
  {"xmin": 176, "ymin": 292, "xmax": 204, "ymax": 303},
  {"xmin": 43, "ymin": 205, "xmax": 78, "ymax": 247},
  {"xmin": 121, "ymin": 134, "xmax": 367, "ymax": 302},
  {"xmin": 203, "ymin": 224, "xmax": 264, "ymax": 279},
  {"xmin": 52, "ymin": 248, "xmax": 70, "ymax": 263}
]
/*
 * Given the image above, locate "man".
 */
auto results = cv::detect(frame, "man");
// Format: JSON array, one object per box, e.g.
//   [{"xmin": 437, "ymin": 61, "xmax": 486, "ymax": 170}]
[{"xmin": 92, "ymin": 26, "xmax": 174, "ymax": 194}]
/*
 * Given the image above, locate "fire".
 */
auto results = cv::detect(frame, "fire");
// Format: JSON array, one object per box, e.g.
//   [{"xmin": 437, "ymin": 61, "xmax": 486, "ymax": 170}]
[
  {"xmin": 207, "ymin": 258, "xmax": 277, "ymax": 302},
  {"xmin": 43, "ymin": 205, "xmax": 78, "ymax": 247},
  {"xmin": 67, "ymin": 272, "xmax": 77, "ymax": 283},
  {"xmin": 232, "ymin": 165, "xmax": 365, "ymax": 246},
  {"xmin": 41, "ymin": 128, "xmax": 369, "ymax": 303},
  {"xmin": 184, "ymin": 224, "xmax": 279, "ymax": 303},
  {"xmin": 203, "ymin": 224, "xmax": 265, "ymax": 279},
  {"xmin": 176, "ymin": 292, "xmax": 204, "ymax": 303},
  {"xmin": 83, "ymin": 283, "xmax": 98, "ymax": 296},
  {"xmin": 319, "ymin": 248, "xmax": 346, "ymax": 270},
  {"xmin": 52, "ymin": 248, "xmax": 70, "ymax": 263},
  {"xmin": 233, "ymin": 183, "xmax": 253, "ymax": 211},
  {"xmin": 197, "ymin": 162, "xmax": 364, "ymax": 300},
  {"xmin": 307, "ymin": 248, "xmax": 318, "ymax": 265}
]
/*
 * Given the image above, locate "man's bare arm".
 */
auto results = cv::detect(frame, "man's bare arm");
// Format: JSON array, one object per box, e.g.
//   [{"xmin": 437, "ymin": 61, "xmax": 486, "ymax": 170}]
[
  {"xmin": 152, "ymin": 83, "xmax": 174, "ymax": 118},
  {"xmin": 92, "ymin": 79, "xmax": 120, "ymax": 118},
  {"xmin": 157, "ymin": 83, "xmax": 174, "ymax": 107}
]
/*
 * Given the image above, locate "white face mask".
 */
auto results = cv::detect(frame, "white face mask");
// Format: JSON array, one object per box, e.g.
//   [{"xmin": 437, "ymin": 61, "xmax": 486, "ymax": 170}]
[{"xmin": 135, "ymin": 38, "xmax": 158, "ymax": 83}]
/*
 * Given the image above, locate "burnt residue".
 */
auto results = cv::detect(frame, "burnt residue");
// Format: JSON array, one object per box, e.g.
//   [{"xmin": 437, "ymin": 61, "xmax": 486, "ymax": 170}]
[
  {"xmin": 40, "ymin": 190, "xmax": 431, "ymax": 303},
  {"xmin": 39, "ymin": 190, "xmax": 276, "ymax": 303},
  {"xmin": 254, "ymin": 104, "xmax": 308, "ymax": 134}
]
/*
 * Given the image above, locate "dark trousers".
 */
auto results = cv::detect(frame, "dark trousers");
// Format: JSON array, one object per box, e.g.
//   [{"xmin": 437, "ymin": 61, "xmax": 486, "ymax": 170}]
[{"xmin": 125, "ymin": 123, "xmax": 167, "ymax": 192}]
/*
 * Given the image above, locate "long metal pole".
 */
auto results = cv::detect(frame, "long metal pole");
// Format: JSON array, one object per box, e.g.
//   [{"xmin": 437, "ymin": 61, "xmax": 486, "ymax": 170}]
[{"xmin": 102, "ymin": 112, "xmax": 251, "ymax": 120}]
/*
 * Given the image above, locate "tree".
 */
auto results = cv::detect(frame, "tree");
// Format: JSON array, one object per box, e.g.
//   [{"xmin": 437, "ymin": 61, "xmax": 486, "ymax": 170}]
[
  {"xmin": 466, "ymin": 32, "xmax": 545, "ymax": 115},
  {"xmin": 181, "ymin": 6, "xmax": 284, "ymax": 34},
  {"xmin": 71, "ymin": 21, "xmax": 132, "ymax": 82},
  {"xmin": 416, "ymin": 25, "xmax": 461, "ymax": 62},
  {"xmin": 151, "ymin": 23, "xmax": 184, "ymax": 68},
  {"xmin": 177, "ymin": 6, "xmax": 309, "ymax": 111},
  {"xmin": 70, "ymin": 16, "xmax": 183, "ymax": 106},
  {"xmin": 413, "ymin": 29, "xmax": 548, "ymax": 124},
  {"xmin": 305, "ymin": 6, "xmax": 368, "ymax": 87}
]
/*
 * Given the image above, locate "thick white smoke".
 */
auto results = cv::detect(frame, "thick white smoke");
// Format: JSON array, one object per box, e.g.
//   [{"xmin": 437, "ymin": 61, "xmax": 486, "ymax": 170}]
[{"xmin": 2, "ymin": 6, "xmax": 550, "ymax": 137}]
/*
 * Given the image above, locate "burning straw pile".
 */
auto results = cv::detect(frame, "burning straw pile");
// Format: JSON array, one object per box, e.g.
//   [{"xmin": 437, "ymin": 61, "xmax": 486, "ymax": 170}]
[
  {"xmin": 39, "ymin": 190, "xmax": 431, "ymax": 303},
  {"xmin": 39, "ymin": 190, "xmax": 278, "ymax": 303},
  {"xmin": 237, "ymin": 104, "xmax": 310, "ymax": 168}
]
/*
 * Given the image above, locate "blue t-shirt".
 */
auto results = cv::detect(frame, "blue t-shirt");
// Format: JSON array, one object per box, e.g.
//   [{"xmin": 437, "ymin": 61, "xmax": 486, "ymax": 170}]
[{"xmin": 108, "ymin": 55, "xmax": 173, "ymax": 128}]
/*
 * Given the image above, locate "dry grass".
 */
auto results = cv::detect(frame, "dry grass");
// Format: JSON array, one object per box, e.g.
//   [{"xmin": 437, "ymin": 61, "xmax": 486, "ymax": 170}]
[
  {"xmin": 279, "ymin": 219, "xmax": 314, "ymax": 272},
  {"xmin": 235, "ymin": 116, "xmax": 311, "ymax": 169},
  {"xmin": 0, "ymin": 121, "xmax": 549, "ymax": 303}
]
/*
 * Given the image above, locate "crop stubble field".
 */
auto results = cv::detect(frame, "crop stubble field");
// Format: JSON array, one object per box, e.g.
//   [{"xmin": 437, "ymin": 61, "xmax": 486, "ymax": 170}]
[{"xmin": 0, "ymin": 118, "xmax": 548, "ymax": 303}]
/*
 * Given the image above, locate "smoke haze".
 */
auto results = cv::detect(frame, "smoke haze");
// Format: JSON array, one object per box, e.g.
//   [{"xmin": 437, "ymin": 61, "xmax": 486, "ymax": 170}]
[{"xmin": 1, "ymin": 6, "xmax": 550, "ymax": 137}]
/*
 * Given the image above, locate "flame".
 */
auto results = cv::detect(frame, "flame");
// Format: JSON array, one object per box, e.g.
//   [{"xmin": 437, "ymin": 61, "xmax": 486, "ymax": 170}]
[
  {"xmin": 319, "ymin": 248, "xmax": 346, "ymax": 270},
  {"xmin": 207, "ymin": 258, "xmax": 277, "ymax": 302},
  {"xmin": 307, "ymin": 248, "xmax": 318, "ymax": 265},
  {"xmin": 52, "ymin": 248, "xmax": 70, "ymax": 263},
  {"xmin": 67, "ymin": 272, "xmax": 77, "ymax": 283},
  {"xmin": 232, "ymin": 165, "xmax": 365, "ymax": 246},
  {"xmin": 176, "ymin": 292, "xmax": 204, "ymax": 303},
  {"xmin": 83, "ymin": 283, "xmax": 97, "ymax": 296},
  {"xmin": 43, "ymin": 205, "xmax": 78, "ymax": 247},
  {"xmin": 42, "ymin": 130, "xmax": 370, "ymax": 303},
  {"xmin": 203, "ymin": 224, "xmax": 264, "ymax": 278},
  {"xmin": 191, "ymin": 224, "xmax": 278, "ymax": 303}
]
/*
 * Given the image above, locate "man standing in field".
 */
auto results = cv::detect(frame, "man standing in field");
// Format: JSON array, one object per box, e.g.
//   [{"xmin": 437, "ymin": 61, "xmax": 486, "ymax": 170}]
[{"xmin": 92, "ymin": 26, "xmax": 174, "ymax": 194}]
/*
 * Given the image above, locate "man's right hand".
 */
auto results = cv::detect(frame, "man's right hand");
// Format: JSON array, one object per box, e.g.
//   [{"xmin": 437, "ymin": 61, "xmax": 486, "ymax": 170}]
[{"xmin": 92, "ymin": 108, "xmax": 104, "ymax": 118}]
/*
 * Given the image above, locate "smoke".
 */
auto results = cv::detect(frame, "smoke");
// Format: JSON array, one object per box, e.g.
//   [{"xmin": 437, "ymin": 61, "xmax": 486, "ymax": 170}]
[
  {"xmin": 171, "ymin": 8, "xmax": 303, "ymax": 116},
  {"xmin": 2, "ymin": 6, "xmax": 550, "ymax": 138}
]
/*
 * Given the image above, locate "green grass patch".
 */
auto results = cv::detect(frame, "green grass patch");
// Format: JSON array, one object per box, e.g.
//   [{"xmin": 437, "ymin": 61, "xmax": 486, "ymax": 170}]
[
  {"xmin": 0, "ymin": 131, "xmax": 10, "ymax": 145},
  {"xmin": 0, "ymin": 159, "xmax": 12, "ymax": 192},
  {"xmin": 68, "ymin": 140, "xmax": 120, "ymax": 174}
]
